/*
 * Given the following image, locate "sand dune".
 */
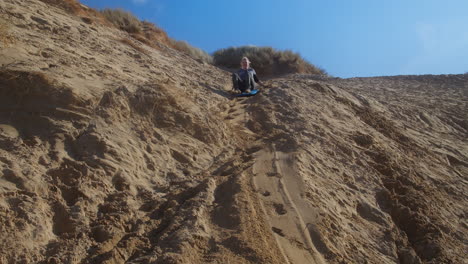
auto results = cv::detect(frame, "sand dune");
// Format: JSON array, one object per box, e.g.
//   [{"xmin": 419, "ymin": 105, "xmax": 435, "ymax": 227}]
[{"xmin": 1, "ymin": 0, "xmax": 467, "ymax": 263}]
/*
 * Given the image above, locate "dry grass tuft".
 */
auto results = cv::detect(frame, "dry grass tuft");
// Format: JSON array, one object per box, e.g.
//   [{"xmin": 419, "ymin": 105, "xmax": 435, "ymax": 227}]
[
  {"xmin": 170, "ymin": 39, "xmax": 213, "ymax": 64},
  {"xmin": 38, "ymin": 0, "xmax": 83, "ymax": 14},
  {"xmin": 139, "ymin": 21, "xmax": 171, "ymax": 47},
  {"xmin": 38, "ymin": 0, "xmax": 111, "ymax": 26},
  {"xmin": 100, "ymin": 9, "xmax": 212, "ymax": 63},
  {"xmin": 100, "ymin": 8, "xmax": 142, "ymax": 34},
  {"xmin": 119, "ymin": 38, "xmax": 148, "ymax": 55},
  {"xmin": 213, "ymin": 46, "xmax": 327, "ymax": 76}
]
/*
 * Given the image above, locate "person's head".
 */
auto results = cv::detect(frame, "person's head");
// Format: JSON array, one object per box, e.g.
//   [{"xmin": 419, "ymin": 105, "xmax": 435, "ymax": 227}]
[{"xmin": 240, "ymin": 57, "xmax": 250, "ymax": 69}]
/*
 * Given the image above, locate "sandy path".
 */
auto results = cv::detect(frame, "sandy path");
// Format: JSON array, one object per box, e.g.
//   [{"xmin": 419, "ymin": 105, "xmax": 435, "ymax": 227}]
[
  {"xmin": 224, "ymin": 93, "xmax": 325, "ymax": 263},
  {"xmin": 253, "ymin": 146, "xmax": 325, "ymax": 264}
]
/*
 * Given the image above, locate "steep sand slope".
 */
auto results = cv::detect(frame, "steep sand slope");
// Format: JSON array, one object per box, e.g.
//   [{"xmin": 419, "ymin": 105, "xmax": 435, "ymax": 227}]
[
  {"xmin": 244, "ymin": 75, "xmax": 467, "ymax": 263},
  {"xmin": 1, "ymin": 1, "xmax": 467, "ymax": 263}
]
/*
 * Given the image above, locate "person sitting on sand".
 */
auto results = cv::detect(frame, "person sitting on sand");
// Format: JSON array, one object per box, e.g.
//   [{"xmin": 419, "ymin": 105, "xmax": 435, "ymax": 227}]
[{"xmin": 232, "ymin": 57, "xmax": 264, "ymax": 93}]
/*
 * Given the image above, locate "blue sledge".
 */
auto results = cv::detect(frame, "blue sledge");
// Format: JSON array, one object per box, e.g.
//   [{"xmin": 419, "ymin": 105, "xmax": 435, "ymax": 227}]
[{"xmin": 235, "ymin": 89, "xmax": 259, "ymax": 97}]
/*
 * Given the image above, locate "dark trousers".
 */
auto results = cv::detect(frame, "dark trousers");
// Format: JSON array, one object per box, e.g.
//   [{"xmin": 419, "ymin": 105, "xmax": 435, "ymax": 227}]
[{"xmin": 232, "ymin": 73, "xmax": 253, "ymax": 93}]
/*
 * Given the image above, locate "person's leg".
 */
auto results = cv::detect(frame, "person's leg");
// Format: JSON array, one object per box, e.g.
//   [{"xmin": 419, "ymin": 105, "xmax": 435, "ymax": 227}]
[
  {"xmin": 240, "ymin": 80, "xmax": 248, "ymax": 93},
  {"xmin": 234, "ymin": 73, "xmax": 250, "ymax": 93},
  {"xmin": 232, "ymin": 73, "xmax": 245, "ymax": 92},
  {"xmin": 247, "ymin": 72, "xmax": 255, "ymax": 92},
  {"xmin": 232, "ymin": 73, "xmax": 239, "ymax": 90},
  {"xmin": 245, "ymin": 73, "xmax": 252, "ymax": 93}
]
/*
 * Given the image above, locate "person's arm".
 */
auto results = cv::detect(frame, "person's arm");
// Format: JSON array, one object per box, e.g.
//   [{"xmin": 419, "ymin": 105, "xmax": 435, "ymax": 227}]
[{"xmin": 252, "ymin": 69, "xmax": 264, "ymax": 86}]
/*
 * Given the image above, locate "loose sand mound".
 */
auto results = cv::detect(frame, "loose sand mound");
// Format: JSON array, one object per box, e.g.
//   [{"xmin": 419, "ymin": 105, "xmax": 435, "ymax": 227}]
[{"xmin": 1, "ymin": 1, "xmax": 467, "ymax": 263}]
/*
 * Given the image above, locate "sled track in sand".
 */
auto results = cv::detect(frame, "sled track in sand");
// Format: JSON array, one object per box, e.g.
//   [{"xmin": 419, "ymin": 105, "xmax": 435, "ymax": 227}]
[{"xmin": 222, "ymin": 91, "xmax": 325, "ymax": 264}]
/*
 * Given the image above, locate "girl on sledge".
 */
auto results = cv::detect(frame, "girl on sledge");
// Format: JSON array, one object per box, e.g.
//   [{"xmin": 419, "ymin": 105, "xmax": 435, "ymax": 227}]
[{"xmin": 232, "ymin": 57, "xmax": 265, "ymax": 93}]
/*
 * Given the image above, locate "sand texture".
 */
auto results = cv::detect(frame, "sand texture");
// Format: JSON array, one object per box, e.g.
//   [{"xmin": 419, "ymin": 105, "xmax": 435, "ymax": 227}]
[{"xmin": 1, "ymin": 1, "xmax": 467, "ymax": 263}]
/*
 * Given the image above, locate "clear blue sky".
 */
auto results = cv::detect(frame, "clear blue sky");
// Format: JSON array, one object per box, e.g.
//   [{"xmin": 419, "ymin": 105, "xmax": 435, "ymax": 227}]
[{"xmin": 81, "ymin": 0, "xmax": 468, "ymax": 78}]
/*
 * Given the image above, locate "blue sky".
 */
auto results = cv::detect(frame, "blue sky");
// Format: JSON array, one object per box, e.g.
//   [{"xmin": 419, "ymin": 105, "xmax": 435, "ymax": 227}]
[{"xmin": 81, "ymin": 0, "xmax": 468, "ymax": 78}]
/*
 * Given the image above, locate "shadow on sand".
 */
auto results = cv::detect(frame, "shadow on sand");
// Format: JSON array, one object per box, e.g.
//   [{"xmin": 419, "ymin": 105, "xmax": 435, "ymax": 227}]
[{"xmin": 202, "ymin": 84, "xmax": 233, "ymax": 99}]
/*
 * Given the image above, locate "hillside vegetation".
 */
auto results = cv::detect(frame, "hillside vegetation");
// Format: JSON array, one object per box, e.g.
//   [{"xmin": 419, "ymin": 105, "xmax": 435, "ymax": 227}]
[
  {"xmin": 39, "ymin": 0, "xmax": 325, "ymax": 75},
  {"xmin": 100, "ymin": 8, "xmax": 213, "ymax": 64},
  {"xmin": 213, "ymin": 46, "xmax": 327, "ymax": 76},
  {"xmin": 38, "ymin": 0, "xmax": 213, "ymax": 63}
]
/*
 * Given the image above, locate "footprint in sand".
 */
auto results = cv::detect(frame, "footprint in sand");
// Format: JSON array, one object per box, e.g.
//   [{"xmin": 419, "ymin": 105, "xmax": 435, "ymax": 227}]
[
  {"xmin": 273, "ymin": 203, "xmax": 287, "ymax": 215},
  {"xmin": 272, "ymin": 227, "xmax": 285, "ymax": 237},
  {"xmin": 267, "ymin": 172, "xmax": 280, "ymax": 177}
]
